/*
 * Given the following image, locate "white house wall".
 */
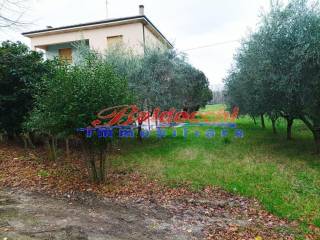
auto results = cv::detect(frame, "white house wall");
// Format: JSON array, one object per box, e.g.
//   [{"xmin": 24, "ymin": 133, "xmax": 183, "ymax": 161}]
[
  {"xmin": 30, "ymin": 22, "xmax": 146, "ymax": 55},
  {"xmin": 144, "ymin": 26, "xmax": 165, "ymax": 49}
]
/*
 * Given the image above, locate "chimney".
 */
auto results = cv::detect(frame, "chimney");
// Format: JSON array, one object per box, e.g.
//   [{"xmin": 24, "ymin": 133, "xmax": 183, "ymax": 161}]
[{"xmin": 139, "ymin": 5, "xmax": 144, "ymax": 15}]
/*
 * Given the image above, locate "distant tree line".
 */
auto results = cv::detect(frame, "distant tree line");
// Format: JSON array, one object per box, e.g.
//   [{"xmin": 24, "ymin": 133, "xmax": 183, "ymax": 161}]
[
  {"xmin": 210, "ymin": 90, "xmax": 225, "ymax": 105},
  {"xmin": 224, "ymin": 0, "xmax": 320, "ymax": 153}
]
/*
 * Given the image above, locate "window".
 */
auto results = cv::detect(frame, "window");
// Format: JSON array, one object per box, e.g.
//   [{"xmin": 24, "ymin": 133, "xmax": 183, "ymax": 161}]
[
  {"xmin": 107, "ymin": 35, "xmax": 123, "ymax": 48},
  {"xmin": 58, "ymin": 48, "xmax": 73, "ymax": 63}
]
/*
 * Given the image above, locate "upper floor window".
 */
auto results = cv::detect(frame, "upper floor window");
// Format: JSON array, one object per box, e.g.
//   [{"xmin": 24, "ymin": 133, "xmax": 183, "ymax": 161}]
[
  {"xmin": 58, "ymin": 48, "xmax": 73, "ymax": 63},
  {"xmin": 107, "ymin": 35, "xmax": 123, "ymax": 48}
]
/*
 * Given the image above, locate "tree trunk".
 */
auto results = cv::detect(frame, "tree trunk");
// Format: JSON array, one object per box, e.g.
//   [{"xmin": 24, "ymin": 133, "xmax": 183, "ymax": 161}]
[
  {"xmin": 286, "ymin": 118, "xmax": 293, "ymax": 140},
  {"xmin": 261, "ymin": 114, "xmax": 266, "ymax": 129},
  {"xmin": 89, "ymin": 153, "xmax": 98, "ymax": 183},
  {"xmin": 65, "ymin": 138, "xmax": 70, "ymax": 160},
  {"xmin": 148, "ymin": 113, "xmax": 151, "ymax": 131},
  {"xmin": 45, "ymin": 138, "xmax": 51, "ymax": 160},
  {"xmin": 137, "ymin": 122, "xmax": 142, "ymax": 142},
  {"xmin": 313, "ymin": 129, "xmax": 320, "ymax": 154},
  {"xmin": 252, "ymin": 116, "xmax": 257, "ymax": 125},
  {"xmin": 45, "ymin": 137, "xmax": 57, "ymax": 161},
  {"xmin": 99, "ymin": 149, "xmax": 107, "ymax": 183},
  {"xmin": 300, "ymin": 115, "xmax": 320, "ymax": 154},
  {"xmin": 271, "ymin": 118, "xmax": 277, "ymax": 134},
  {"xmin": 22, "ymin": 135, "xmax": 28, "ymax": 150},
  {"xmin": 7, "ymin": 130, "xmax": 15, "ymax": 141},
  {"xmin": 21, "ymin": 133, "xmax": 35, "ymax": 149},
  {"xmin": 82, "ymin": 143, "xmax": 97, "ymax": 182},
  {"xmin": 51, "ymin": 137, "xmax": 58, "ymax": 162},
  {"xmin": 26, "ymin": 133, "xmax": 35, "ymax": 149}
]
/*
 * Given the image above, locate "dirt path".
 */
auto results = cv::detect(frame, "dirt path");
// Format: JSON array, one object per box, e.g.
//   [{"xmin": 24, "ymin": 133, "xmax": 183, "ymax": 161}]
[
  {"xmin": 0, "ymin": 189, "xmax": 205, "ymax": 240},
  {"xmin": 0, "ymin": 187, "xmax": 300, "ymax": 240},
  {"xmin": 0, "ymin": 145, "xmax": 305, "ymax": 239}
]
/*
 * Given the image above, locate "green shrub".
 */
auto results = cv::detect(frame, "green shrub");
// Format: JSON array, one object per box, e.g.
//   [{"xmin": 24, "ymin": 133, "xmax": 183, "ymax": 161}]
[
  {"xmin": 0, "ymin": 41, "xmax": 50, "ymax": 139},
  {"xmin": 25, "ymin": 54, "xmax": 131, "ymax": 183}
]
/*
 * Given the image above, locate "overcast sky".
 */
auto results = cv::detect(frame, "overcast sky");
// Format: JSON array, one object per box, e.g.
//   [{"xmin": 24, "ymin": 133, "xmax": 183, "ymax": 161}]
[{"xmin": 0, "ymin": 0, "xmax": 273, "ymax": 90}]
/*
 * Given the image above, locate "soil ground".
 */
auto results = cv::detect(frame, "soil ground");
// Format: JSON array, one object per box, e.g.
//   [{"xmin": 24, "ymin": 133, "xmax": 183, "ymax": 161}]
[
  {"xmin": 0, "ymin": 144, "xmax": 314, "ymax": 239},
  {"xmin": 0, "ymin": 187, "xmax": 299, "ymax": 240},
  {"xmin": 0, "ymin": 188, "xmax": 202, "ymax": 240}
]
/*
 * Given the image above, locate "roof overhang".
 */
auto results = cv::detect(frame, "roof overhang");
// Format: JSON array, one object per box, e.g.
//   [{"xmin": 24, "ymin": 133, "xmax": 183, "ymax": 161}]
[{"xmin": 22, "ymin": 15, "xmax": 173, "ymax": 48}]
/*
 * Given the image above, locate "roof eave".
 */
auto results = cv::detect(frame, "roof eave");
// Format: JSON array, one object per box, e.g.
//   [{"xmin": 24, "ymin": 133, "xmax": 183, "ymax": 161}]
[{"xmin": 22, "ymin": 15, "xmax": 173, "ymax": 48}]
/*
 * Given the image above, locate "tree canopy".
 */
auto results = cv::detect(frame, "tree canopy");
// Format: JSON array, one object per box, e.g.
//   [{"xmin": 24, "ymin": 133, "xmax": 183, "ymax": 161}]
[
  {"xmin": 224, "ymin": 0, "xmax": 320, "ymax": 151},
  {"xmin": 104, "ymin": 45, "xmax": 212, "ymax": 113},
  {"xmin": 0, "ymin": 41, "xmax": 49, "ymax": 138}
]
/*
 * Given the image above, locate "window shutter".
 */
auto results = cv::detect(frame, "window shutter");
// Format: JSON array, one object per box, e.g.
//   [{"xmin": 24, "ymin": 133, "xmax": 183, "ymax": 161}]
[
  {"xmin": 59, "ymin": 48, "xmax": 73, "ymax": 63},
  {"xmin": 107, "ymin": 35, "xmax": 123, "ymax": 48}
]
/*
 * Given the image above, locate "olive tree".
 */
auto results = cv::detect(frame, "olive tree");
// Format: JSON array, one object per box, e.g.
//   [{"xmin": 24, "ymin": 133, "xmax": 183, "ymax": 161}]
[
  {"xmin": 225, "ymin": 0, "xmax": 320, "ymax": 149},
  {"xmin": 104, "ymin": 45, "xmax": 212, "ymax": 112}
]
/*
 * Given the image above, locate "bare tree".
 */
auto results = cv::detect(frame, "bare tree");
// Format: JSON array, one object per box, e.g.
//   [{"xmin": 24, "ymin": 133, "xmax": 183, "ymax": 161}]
[{"xmin": 0, "ymin": 0, "xmax": 30, "ymax": 28}]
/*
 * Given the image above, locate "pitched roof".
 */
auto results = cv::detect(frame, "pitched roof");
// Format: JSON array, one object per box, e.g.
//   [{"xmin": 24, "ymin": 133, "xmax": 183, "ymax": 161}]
[{"xmin": 22, "ymin": 15, "xmax": 173, "ymax": 47}]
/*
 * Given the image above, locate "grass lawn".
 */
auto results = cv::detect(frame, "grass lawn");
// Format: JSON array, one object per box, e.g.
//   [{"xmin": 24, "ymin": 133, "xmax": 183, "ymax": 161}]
[{"xmin": 111, "ymin": 105, "xmax": 320, "ymax": 228}]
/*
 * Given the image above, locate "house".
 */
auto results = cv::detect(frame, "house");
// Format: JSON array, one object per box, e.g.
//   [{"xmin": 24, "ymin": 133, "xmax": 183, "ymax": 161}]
[{"xmin": 22, "ymin": 5, "xmax": 172, "ymax": 63}]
